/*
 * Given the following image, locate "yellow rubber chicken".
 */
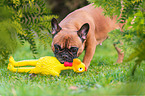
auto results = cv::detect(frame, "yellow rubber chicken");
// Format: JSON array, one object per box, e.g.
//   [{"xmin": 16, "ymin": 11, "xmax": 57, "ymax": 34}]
[{"xmin": 7, "ymin": 56, "xmax": 86, "ymax": 76}]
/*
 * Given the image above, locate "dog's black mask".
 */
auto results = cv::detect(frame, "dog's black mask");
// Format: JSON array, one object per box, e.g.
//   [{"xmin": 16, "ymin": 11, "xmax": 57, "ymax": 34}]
[{"xmin": 54, "ymin": 44, "xmax": 78, "ymax": 63}]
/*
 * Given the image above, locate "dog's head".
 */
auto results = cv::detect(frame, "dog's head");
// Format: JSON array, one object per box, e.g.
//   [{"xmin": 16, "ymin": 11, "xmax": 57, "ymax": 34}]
[{"xmin": 51, "ymin": 18, "xmax": 89, "ymax": 63}]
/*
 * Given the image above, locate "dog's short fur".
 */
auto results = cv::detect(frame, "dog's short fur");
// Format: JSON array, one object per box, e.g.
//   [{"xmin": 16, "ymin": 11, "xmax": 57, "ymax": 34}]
[{"xmin": 51, "ymin": 4, "xmax": 124, "ymax": 69}]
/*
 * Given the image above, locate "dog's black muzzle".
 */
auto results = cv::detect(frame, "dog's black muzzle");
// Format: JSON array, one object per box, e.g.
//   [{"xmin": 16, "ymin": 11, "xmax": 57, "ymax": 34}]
[
  {"xmin": 55, "ymin": 51, "xmax": 77, "ymax": 63},
  {"xmin": 54, "ymin": 44, "xmax": 78, "ymax": 63}
]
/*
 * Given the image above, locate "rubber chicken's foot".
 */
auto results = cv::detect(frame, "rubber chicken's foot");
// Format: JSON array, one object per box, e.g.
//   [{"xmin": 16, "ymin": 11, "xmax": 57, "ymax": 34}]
[
  {"xmin": 7, "ymin": 64, "xmax": 14, "ymax": 71},
  {"xmin": 9, "ymin": 56, "xmax": 15, "ymax": 66}
]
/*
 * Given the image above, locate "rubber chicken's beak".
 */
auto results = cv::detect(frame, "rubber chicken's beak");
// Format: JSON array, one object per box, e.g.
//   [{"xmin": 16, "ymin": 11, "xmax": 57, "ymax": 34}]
[{"xmin": 85, "ymin": 67, "xmax": 87, "ymax": 71}]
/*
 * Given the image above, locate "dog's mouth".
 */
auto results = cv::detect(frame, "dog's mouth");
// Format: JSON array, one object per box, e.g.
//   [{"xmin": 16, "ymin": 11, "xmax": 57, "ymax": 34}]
[
  {"xmin": 59, "ymin": 59, "xmax": 73, "ymax": 64},
  {"xmin": 59, "ymin": 60, "xmax": 65, "ymax": 64},
  {"xmin": 55, "ymin": 56, "xmax": 73, "ymax": 64},
  {"xmin": 54, "ymin": 51, "xmax": 77, "ymax": 64}
]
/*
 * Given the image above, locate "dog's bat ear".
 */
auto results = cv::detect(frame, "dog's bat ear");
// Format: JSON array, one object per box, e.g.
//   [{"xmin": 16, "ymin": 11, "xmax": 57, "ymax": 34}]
[
  {"xmin": 77, "ymin": 23, "xmax": 89, "ymax": 42},
  {"xmin": 51, "ymin": 18, "xmax": 61, "ymax": 36}
]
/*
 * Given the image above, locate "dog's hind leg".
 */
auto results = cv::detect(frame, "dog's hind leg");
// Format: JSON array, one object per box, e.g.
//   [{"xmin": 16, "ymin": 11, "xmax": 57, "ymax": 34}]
[
  {"xmin": 114, "ymin": 22, "xmax": 125, "ymax": 63},
  {"xmin": 113, "ymin": 44, "xmax": 124, "ymax": 63}
]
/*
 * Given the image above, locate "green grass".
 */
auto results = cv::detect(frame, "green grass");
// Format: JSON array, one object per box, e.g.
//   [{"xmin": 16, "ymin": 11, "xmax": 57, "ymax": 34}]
[{"xmin": 0, "ymin": 39, "xmax": 145, "ymax": 96}]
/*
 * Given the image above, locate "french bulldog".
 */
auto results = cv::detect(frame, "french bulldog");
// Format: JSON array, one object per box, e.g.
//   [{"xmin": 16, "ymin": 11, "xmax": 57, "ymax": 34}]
[{"xmin": 51, "ymin": 4, "xmax": 124, "ymax": 69}]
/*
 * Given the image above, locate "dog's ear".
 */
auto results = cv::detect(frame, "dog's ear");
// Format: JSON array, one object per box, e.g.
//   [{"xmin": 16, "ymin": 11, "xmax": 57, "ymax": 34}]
[
  {"xmin": 77, "ymin": 23, "xmax": 89, "ymax": 42},
  {"xmin": 51, "ymin": 18, "xmax": 61, "ymax": 36}
]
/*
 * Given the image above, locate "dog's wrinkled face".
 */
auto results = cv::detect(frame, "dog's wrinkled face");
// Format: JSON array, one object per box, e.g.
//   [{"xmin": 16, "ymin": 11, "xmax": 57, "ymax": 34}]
[
  {"xmin": 52, "ymin": 32, "xmax": 82, "ymax": 63},
  {"xmin": 51, "ymin": 18, "xmax": 89, "ymax": 63}
]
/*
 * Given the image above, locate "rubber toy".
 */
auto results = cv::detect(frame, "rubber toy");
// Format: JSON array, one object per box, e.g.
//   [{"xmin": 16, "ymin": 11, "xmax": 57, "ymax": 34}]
[{"xmin": 7, "ymin": 56, "xmax": 86, "ymax": 76}]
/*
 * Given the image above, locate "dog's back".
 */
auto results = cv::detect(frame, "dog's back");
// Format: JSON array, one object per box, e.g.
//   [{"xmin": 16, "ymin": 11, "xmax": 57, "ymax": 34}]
[{"xmin": 59, "ymin": 4, "xmax": 120, "ymax": 44}]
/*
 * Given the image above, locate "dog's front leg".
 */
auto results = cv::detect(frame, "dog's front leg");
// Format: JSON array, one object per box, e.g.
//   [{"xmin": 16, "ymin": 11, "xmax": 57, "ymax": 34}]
[{"xmin": 83, "ymin": 42, "xmax": 96, "ymax": 69}]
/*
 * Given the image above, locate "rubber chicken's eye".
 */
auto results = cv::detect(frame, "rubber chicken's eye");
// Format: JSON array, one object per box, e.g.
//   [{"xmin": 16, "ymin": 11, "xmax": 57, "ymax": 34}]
[{"xmin": 78, "ymin": 67, "xmax": 83, "ymax": 71}]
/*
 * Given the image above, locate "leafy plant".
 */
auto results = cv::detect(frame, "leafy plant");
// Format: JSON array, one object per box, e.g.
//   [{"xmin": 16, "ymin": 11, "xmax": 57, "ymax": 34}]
[
  {"xmin": 88, "ymin": 0, "xmax": 144, "ymax": 75},
  {"xmin": 0, "ymin": 0, "xmax": 57, "ymax": 64}
]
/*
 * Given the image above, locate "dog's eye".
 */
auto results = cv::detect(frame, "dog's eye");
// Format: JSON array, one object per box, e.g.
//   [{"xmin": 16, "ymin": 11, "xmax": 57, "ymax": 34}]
[
  {"xmin": 54, "ymin": 44, "xmax": 61, "ymax": 52},
  {"xmin": 70, "ymin": 47, "xmax": 78, "ymax": 53},
  {"xmin": 55, "ymin": 47, "xmax": 59, "ymax": 51}
]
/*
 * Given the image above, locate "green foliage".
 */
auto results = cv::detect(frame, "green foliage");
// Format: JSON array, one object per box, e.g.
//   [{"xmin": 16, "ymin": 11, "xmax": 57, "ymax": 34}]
[
  {"xmin": 0, "ymin": 2, "xmax": 17, "ymax": 64},
  {"xmin": 88, "ymin": 0, "xmax": 122, "ymax": 18},
  {"xmin": 0, "ymin": 0, "xmax": 57, "ymax": 64},
  {"xmin": 88, "ymin": 0, "xmax": 144, "ymax": 75}
]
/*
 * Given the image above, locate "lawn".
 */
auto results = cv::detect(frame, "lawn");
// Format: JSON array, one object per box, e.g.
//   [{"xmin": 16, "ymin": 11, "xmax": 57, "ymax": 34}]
[{"xmin": 0, "ymin": 39, "xmax": 145, "ymax": 96}]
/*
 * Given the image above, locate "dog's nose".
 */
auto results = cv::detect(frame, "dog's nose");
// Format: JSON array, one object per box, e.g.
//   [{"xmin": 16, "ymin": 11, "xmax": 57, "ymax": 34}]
[{"xmin": 62, "ymin": 55, "xmax": 68, "ymax": 59}]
